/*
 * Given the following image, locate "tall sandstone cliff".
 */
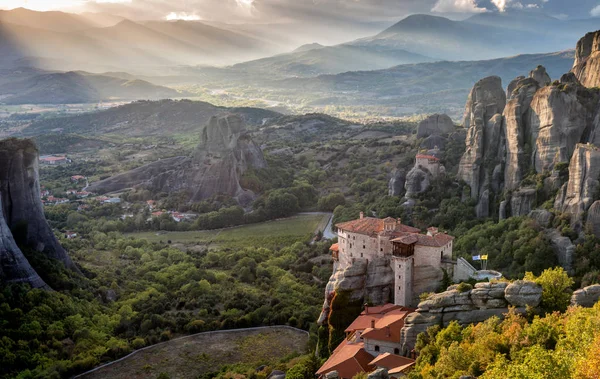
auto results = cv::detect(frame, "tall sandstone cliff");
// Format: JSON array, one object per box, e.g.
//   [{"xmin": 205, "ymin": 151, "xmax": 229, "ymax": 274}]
[
  {"xmin": 459, "ymin": 31, "xmax": 600, "ymax": 221},
  {"xmin": 0, "ymin": 138, "xmax": 77, "ymax": 288},
  {"xmin": 572, "ymin": 30, "xmax": 600, "ymax": 88},
  {"xmin": 88, "ymin": 115, "xmax": 266, "ymax": 205}
]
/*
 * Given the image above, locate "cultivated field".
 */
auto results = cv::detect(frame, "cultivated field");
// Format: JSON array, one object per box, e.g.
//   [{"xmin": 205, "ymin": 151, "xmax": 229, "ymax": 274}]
[{"xmin": 125, "ymin": 213, "xmax": 329, "ymax": 249}]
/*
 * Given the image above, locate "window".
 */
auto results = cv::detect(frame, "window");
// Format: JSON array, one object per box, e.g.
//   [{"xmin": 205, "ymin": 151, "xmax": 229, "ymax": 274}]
[
  {"xmin": 363, "ymin": 245, "xmax": 366, "ymax": 249},
  {"xmin": 375, "ymin": 345, "xmax": 380, "ymax": 352},
  {"xmin": 380, "ymin": 248, "xmax": 383, "ymax": 252},
  {"xmin": 361, "ymin": 253, "xmax": 363, "ymax": 258},
  {"xmin": 394, "ymin": 348, "xmax": 400, "ymax": 355}
]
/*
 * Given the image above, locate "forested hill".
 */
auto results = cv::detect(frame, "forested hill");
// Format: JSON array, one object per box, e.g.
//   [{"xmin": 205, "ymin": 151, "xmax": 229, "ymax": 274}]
[{"xmin": 22, "ymin": 99, "xmax": 282, "ymax": 137}]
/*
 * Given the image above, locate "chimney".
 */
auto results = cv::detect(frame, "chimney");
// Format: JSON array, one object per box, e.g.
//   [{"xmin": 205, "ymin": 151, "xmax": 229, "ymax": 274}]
[
  {"xmin": 371, "ymin": 319, "xmax": 375, "ymax": 328},
  {"xmin": 397, "ymin": 218, "xmax": 402, "ymax": 224},
  {"xmin": 364, "ymin": 303, "xmax": 369, "ymax": 314},
  {"xmin": 360, "ymin": 211, "xmax": 364, "ymax": 219}
]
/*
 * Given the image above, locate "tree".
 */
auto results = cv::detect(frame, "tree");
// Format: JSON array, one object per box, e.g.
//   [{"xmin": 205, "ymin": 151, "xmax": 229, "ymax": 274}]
[{"xmin": 524, "ymin": 267, "xmax": 574, "ymax": 313}]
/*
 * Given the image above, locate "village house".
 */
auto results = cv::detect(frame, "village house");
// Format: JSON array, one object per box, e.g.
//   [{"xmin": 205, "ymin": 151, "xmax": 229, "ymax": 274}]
[
  {"xmin": 316, "ymin": 304, "xmax": 416, "ymax": 379},
  {"xmin": 71, "ymin": 175, "xmax": 86, "ymax": 182},
  {"xmin": 40, "ymin": 155, "xmax": 69, "ymax": 165},
  {"xmin": 334, "ymin": 213, "xmax": 454, "ymax": 306}
]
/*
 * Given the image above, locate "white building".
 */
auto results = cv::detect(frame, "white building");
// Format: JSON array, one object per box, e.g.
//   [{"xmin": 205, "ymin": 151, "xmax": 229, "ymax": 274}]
[
  {"xmin": 415, "ymin": 154, "xmax": 442, "ymax": 177},
  {"xmin": 334, "ymin": 213, "xmax": 454, "ymax": 306}
]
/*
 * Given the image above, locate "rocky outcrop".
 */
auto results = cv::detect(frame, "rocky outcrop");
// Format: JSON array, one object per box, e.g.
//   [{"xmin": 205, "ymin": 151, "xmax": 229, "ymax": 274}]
[
  {"xmin": 0, "ymin": 195, "xmax": 48, "ymax": 289},
  {"xmin": 529, "ymin": 65, "xmax": 551, "ymax": 87},
  {"xmin": 458, "ymin": 76, "xmax": 506, "ymax": 218},
  {"xmin": 546, "ymin": 230, "xmax": 574, "ymax": 273},
  {"xmin": 529, "ymin": 209, "xmax": 554, "ymax": 228},
  {"xmin": 88, "ymin": 115, "xmax": 267, "ymax": 205},
  {"xmin": 318, "ymin": 258, "xmax": 393, "ymax": 324},
  {"xmin": 503, "ymin": 78, "xmax": 539, "ymax": 190},
  {"xmin": 555, "ymin": 144, "xmax": 600, "ymax": 225},
  {"xmin": 420, "ymin": 135, "xmax": 447, "ymax": 150},
  {"xmin": 571, "ymin": 284, "xmax": 600, "ymax": 307},
  {"xmin": 388, "ymin": 169, "xmax": 406, "ymax": 197},
  {"xmin": 572, "ymin": 30, "xmax": 600, "ymax": 88},
  {"xmin": 585, "ymin": 200, "xmax": 600, "ymax": 237},
  {"xmin": 417, "ymin": 114, "xmax": 455, "ymax": 138},
  {"xmin": 507, "ymin": 75, "xmax": 525, "ymax": 99},
  {"xmin": 400, "ymin": 281, "xmax": 541, "ymax": 354},
  {"xmin": 404, "ymin": 167, "xmax": 430, "ymax": 198},
  {"xmin": 0, "ymin": 139, "xmax": 78, "ymax": 272}
]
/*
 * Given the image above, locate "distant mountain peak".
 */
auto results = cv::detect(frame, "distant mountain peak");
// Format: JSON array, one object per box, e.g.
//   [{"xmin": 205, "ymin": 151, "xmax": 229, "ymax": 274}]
[{"xmin": 293, "ymin": 43, "xmax": 325, "ymax": 53}]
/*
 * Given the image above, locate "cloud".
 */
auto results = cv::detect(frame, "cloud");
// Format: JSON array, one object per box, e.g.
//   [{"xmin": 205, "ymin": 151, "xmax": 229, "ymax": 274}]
[
  {"xmin": 165, "ymin": 12, "xmax": 201, "ymax": 21},
  {"xmin": 592, "ymin": 4, "xmax": 600, "ymax": 17},
  {"xmin": 431, "ymin": 0, "xmax": 487, "ymax": 13}
]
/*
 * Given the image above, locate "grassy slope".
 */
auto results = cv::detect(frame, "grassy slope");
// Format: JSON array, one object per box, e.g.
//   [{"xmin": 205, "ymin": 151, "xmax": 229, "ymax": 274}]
[
  {"xmin": 125, "ymin": 214, "xmax": 328, "ymax": 249},
  {"xmin": 80, "ymin": 327, "xmax": 308, "ymax": 379}
]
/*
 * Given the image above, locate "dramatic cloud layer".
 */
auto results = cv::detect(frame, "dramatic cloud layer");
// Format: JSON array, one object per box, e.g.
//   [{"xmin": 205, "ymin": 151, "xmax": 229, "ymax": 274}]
[{"xmin": 0, "ymin": 0, "xmax": 596, "ymax": 21}]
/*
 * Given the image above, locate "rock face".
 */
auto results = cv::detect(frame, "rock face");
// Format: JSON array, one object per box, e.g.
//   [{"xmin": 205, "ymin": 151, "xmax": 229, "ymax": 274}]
[
  {"xmin": 572, "ymin": 30, "xmax": 600, "ymax": 88},
  {"xmin": 404, "ymin": 167, "xmax": 430, "ymax": 198},
  {"xmin": 0, "ymin": 138, "xmax": 78, "ymax": 288},
  {"xmin": 317, "ymin": 258, "xmax": 393, "ymax": 324},
  {"xmin": 571, "ymin": 284, "xmax": 600, "ymax": 307},
  {"xmin": 555, "ymin": 144, "xmax": 600, "ymax": 225},
  {"xmin": 546, "ymin": 230, "xmax": 574, "ymax": 273},
  {"xmin": 417, "ymin": 114, "xmax": 455, "ymax": 138},
  {"xmin": 88, "ymin": 115, "xmax": 267, "ymax": 205},
  {"xmin": 507, "ymin": 75, "xmax": 525, "ymax": 99},
  {"xmin": 388, "ymin": 169, "xmax": 406, "ymax": 197},
  {"xmin": 0, "ymin": 195, "xmax": 48, "ymax": 289},
  {"xmin": 586, "ymin": 201, "xmax": 600, "ymax": 238},
  {"xmin": 458, "ymin": 76, "xmax": 506, "ymax": 218},
  {"xmin": 529, "ymin": 65, "xmax": 551, "ymax": 87},
  {"xmin": 400, "ymin": 281, "xmax": 541, "ymax": 354},
  {"xmin": 459, "ymin": 56, "xmax": 600, "ymax": 222},
  {"xmin": 0, "ymin": 139, "xmax": 77, "ymax": 272}
]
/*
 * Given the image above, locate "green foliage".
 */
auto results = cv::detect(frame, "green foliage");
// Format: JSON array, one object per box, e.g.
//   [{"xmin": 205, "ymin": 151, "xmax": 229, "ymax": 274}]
[
  {"xmin": 410, "ymin": 304, "xmax": 600, "ymax": 378},
  {"xmin": 456, "ymin": 283, "xmax": 473, "ymax": 293},
  {"xmin": 318, "ymin": 193, "xmax": 346, "ymax": 212},
  {"xmin": 524, "ymin": 267, "xmax": 574, "ymax": 313},
  {"xmin": 454, "ymin": 217, "xmax": 558, "ymax": 278}
]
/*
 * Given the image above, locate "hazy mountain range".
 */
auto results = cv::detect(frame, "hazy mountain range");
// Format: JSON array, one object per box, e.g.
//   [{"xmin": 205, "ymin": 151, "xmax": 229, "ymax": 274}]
[{"xmin": 0, "ymin": 7, "xmax": 597, "ymax": 109}]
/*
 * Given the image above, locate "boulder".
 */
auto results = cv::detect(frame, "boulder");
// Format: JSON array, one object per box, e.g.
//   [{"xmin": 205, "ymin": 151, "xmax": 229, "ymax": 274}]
[
  {"xmin": 404, "ymin": 166, "xmax": 430, "ymax": 198},
  {"xmin": 367, "ymin": 368, "xmax": 389, "ymax": 379},
  {"xmin": 388, "ymin": 169, "xmax": 406, "ymax": 197},
  {"xmin": 504, "ymin": 280, "xmax": 542, "ymax": 307},
  {"xmin": 417, "ymin": 114, "xmax": 455, "ymax": 138},
  {"xmin": 324, "ymin": 371, "xmax": 339, "ymax": 379},
  {"xmin": 268, "ymin": 370, "xmax": 286, "ymax": 379},
  {"xmin": 572, "ymin": 30, "xmax": 600, "ymax": 88},
  {"xmin": 529, "ymin": 209, "xmax": 554, "ymax": 228},
  {"xmin": 529, "ymin": 65, "xmax": 551, "ymax": 87},
  {"xmin": 571, "ymin": 284, "xmax": 600, "ymax": 307}
]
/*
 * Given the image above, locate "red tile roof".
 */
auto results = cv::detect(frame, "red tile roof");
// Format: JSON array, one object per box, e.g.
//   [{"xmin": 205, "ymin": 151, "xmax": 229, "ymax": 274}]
[
  {"xmin": 330, "ymin": 243, "xmax": 339, "ymax": 252},
  {"xmin": 369, "ymin": 353, "xmax": 416, "ymax": 374},
  {"xmin": 416, "ymin": 154, "xmax": 440, "ymax": 161},
  {"xmin": 316, "ymin": 340, "xmax": 375, "ymax": 378},
  {"xmin": 345, "ymin": 304, "xmax": 403, "ymax": 333},
  {"xmin": 360, "ymin": 309, "xmax": 411, "ymax": 343},
  {"xmin": 336, "ymin": 217, "xmax": 420, "ymax": 236}
]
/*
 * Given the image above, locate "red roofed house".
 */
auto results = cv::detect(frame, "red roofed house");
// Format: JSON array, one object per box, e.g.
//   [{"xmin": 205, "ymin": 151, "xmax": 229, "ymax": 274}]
[
  {"xmin": 317, "ymin": 304, "xmax": 416, "ymax": 379},
  {"xmin": 335, "ymin": 213, "xmax": 454, "ymax": 307}
]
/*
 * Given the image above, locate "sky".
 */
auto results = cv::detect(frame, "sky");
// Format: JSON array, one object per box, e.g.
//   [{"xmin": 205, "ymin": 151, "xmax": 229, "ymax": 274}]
[{"xmin": 0, "ymin": 0, "xmax": 599, "ymax": 22}]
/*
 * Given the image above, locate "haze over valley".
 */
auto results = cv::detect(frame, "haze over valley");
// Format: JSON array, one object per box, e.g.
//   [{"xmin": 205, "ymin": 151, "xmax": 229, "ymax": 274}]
[{"xmin": 3, "ymin": 1, "xmax": 600, "ymax": 379}]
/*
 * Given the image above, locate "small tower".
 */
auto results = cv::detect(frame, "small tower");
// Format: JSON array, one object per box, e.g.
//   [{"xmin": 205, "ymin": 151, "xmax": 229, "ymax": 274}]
[{"xmin": 390, "ymin": 236, "xmax": 417, "ymax": 307}]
